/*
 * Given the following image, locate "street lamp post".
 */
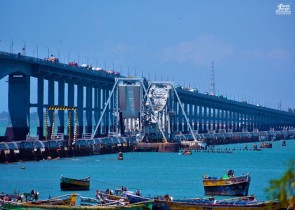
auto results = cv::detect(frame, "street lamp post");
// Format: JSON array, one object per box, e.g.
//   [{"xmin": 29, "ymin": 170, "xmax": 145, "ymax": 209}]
[
  {"xmin": 22, "ymin": 40, "xmax": 26, "ymax": 56},
  {"xmin": 10, "ymin": 39, "xmax": 14, "ymax": 53}
]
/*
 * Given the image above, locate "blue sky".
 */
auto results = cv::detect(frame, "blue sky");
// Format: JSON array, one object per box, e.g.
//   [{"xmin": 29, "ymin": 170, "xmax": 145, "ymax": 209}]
[{"xmin": 0, "ymin": 0, "xmax": 294, "ymax": 112}]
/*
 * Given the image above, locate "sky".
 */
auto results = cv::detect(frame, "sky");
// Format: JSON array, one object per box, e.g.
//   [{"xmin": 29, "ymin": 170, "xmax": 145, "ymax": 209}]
[{"xmin": 0, "ymin": 0, "xmax": 294, "ymax": 112}]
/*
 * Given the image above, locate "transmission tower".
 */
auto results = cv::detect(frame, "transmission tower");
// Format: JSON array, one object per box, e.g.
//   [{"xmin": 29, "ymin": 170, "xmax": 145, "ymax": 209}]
[{"xmin": 210, "ymin": 61, "xmax": 216, "ymax": 96}]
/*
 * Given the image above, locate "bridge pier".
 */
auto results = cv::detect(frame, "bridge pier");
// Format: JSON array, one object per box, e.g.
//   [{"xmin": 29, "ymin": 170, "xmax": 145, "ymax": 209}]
[
  {"xmin": 5, "ymin": 74, "xmax": 30, "ymax": 140},
  {"xmin": 37, "ymin": 77, "xmax": 44, "ymax": 139}
]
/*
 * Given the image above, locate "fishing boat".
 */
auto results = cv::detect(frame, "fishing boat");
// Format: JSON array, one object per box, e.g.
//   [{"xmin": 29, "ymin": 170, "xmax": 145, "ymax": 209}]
[
  {"xmin": 118, "ymin": 152, "xmax": 123, "ymax": 160},
  {"xmin": 203, "ymin": 170, "xmax": 250, "ymax": 196},
  {"xmin": 153, "ymin": 195, "xmax": 288, "ymax": 210},
  {"xmin": 60, "ymin": 175, "xmax": 90, "ymax": 191},
  {"xmin": 182, "ymin": 149, "xmax": 192, "ymax": 155},
  {"xmin": 260, "ymin": 142, "xmax": 272, "ymax": 148},
  {"xmin": 3, "ymin": 193, "xmax": 154, "ymax": 209}
]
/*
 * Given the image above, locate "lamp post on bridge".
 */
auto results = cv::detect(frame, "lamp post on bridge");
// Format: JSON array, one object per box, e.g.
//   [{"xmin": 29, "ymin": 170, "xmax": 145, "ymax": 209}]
[
  {"xmin": 47, "ymin": 46, "xmax": 49, "ymax": 58},
  {"xmin": 22, "ymin": 40, "xmax": 26, "ymax": 56},
  {"xmin": 10, "ymin": 39, "xmax": 13, "ymax": 53}
]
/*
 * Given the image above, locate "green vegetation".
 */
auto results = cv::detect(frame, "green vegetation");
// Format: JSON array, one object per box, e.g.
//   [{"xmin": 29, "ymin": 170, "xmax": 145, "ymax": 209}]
[{"xmin": 266, "ymin": 160, "xmax": 295, "ymax": 206}]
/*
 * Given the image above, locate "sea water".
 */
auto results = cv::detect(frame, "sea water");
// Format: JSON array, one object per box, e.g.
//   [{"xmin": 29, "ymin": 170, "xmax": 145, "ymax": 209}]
[{"xmin": 0, "ymin": 140, "xmax": 294, "ymax": 201}]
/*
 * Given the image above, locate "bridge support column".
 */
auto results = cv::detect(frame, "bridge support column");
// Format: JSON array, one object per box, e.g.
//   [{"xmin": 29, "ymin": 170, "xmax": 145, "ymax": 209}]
[
  {"xmin": 105, "ymin": 89, "xmax": 110, "ymax": 134},
  {"xmin": 85, "ymin": 86, "xmax": 93, "ymax": 133},
  {"xmin": 46, "ymin": 79, "xmax": 55, "ymax": 139},
  {"xmin": 94, "ymin": 88, "xmax": 100, "ymax": 136},
  {"xmin": 77, "ymin": 84, "xmax": 84, "ymax": 137},
  {"xmin": 5, "ymin": 74, "xmax": 30, "ymax": 141},
  {"xmin": 68, "ymin": 82, "xmax": 74, "ymax": 139},
  {"xmin": 37, "ymin": 77, "xmax": 44, "ymax": 139},
  {"xmin": 58, "ymin": 81, "xmax": 65, "ymax": 133}
]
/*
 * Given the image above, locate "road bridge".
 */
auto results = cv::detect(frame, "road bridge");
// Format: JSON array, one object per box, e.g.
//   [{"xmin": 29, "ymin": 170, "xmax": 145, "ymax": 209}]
[{"xmin": 0, "ymin": 51, "xmax": 295, "ymax": 142}]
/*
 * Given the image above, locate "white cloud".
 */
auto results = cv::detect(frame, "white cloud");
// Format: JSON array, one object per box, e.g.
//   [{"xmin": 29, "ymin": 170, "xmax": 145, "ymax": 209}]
[
  {"xmin": 240, "ymin": 48, "xmax": 292, "ymax": 61},
  {"xmin": 160, "ymin": 34, "xmax": 234, "ymax": 66}
]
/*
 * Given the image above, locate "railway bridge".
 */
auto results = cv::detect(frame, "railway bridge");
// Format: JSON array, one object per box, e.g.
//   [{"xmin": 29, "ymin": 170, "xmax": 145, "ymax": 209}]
[{"xmin": 0, "ymin": 51, "xmax": 295, "ymax": 142}]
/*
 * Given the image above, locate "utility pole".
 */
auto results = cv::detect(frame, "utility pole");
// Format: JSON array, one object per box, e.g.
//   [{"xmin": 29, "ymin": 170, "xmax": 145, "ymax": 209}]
[{"xmin": 210, "ymin": 61, "xmax": 216, "ymax": 96}]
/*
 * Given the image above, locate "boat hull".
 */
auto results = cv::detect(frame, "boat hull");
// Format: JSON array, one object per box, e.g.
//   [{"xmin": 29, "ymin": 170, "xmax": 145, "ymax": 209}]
[
  {"xmin": 3, "ymin": 200, "xmax": 154, "ymax": 210},
  {"xmin": 203, "ymin": 181, "xmax": 250, "ymax": 196},
  {"xmin": 203, "ymin": 174, "xmax": 250, "ymax": 196},
  {"xmin": 60, "ymin": 176, "xmax": 90, "ymax": 191},
  {"xmin": 153, "ymin": 200, "xmax": 286, "ymax": 210}
]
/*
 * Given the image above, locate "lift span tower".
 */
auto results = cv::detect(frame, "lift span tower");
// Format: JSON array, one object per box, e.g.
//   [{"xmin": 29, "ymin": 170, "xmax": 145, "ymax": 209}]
[{"xmin": 92, "ymin": 78, "xmax": 198, "ymax": 143}]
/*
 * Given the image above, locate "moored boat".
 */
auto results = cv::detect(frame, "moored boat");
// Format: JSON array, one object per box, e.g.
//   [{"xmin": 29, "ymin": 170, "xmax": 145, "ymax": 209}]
[
  {"xmin": 153, "ymin": 195, "xmax": 288, "ymax": 210},
  {"xmin": 203, "ymin": 170, "xmax": 250, "ymax": 196},
  {"xmin": 3, "ymin": 199, "xmax": 154, "ymax": 210},
  {"xmin": 60, "ymin": 175, "xmax": 90, "ymax": 191},
  {"xmin": 260, "ymin": 142, "xmax": 272, "ymax": 148},
  {"xmin": 118, "ymin": 152, "xmax": 123, "ymax": 160},
  {"xmin": 182, "ymin": 149, "xmax": 192, "ymax": 155}
]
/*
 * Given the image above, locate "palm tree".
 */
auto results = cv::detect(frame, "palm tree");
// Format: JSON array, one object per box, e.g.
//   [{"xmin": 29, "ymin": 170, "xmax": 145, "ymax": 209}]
[{"xmin": 265, "ymin": 160, "xmax": 295, "ymax": 207}]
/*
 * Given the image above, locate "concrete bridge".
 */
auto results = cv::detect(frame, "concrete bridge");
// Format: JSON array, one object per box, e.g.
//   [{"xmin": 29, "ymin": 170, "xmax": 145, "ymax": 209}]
[{"xmin": 0, "ymin": 51, "xmax": 295, "ymax": 142}]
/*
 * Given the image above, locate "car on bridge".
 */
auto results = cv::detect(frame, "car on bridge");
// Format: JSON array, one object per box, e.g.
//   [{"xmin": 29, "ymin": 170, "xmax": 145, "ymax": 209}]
[
  {"xmin": 47, "ymin": 56, "xmax": 59, "ymax": 63},
  {"xmin": 68, "ymin": 62, "xmax": 78, "ymax": 67}
]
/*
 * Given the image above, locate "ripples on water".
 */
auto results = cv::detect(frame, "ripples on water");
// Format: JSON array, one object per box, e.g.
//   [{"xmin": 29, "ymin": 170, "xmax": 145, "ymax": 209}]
[{"xmin": 0, "ymin": 140, "xmax": 294, "ymax": 201}]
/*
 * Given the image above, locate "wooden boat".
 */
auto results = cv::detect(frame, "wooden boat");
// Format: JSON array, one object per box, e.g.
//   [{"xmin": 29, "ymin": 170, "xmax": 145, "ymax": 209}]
[
  {"xmin": 118, "ymin": 152, "xmax": 123, "ymax": 160},
  {"xmin": 182, "ymin": 149, "xmax": 192, "ymax": 155},
  {"xmin": 260, "ymin": 142, "xmax": 272, "ymax": 148},
  {"xmin": 60, "ymin": 175, "xmax": 90, "ymax": 191},
  {"xmin": 203, "ymin": 170, "xmax": 250, "ymax": 196},
  {"xmin": 3, "ymin": 195, "xmax": 153, "ymax": 209},
  {"xmin": 153, "ymin": 195, "xmax": 288, "ymax": 210}
]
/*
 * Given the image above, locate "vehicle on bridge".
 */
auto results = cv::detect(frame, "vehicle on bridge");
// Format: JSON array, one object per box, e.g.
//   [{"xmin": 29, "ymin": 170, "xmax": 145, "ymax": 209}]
[
  {"xmin": 68, "ymin": 62, "xmax": 78, "ymax": 67},
  {"xmin": 47, "ymin": 56, "xmax": 59, "ymax": 62},
  {"xmin": 80, "ymin": 64, "xmax": 92, "ymax": 70}
]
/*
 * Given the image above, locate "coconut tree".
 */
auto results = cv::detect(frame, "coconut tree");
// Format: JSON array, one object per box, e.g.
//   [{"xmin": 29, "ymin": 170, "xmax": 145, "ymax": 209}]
[{"xmin": 265, "ymin": 160, "xmax": 295, "ymax": 207}]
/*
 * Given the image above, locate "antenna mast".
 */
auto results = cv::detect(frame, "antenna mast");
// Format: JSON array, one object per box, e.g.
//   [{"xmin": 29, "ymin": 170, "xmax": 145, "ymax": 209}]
[{"xmin": 210, "ymin": 61, "xmax": 216, "ymax": 96}]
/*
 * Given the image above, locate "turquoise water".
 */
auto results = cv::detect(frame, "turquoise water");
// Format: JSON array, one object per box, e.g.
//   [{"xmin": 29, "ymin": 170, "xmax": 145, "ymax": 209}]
[{"xmin": 0, "ymin": 140, "xmax": 294, "ymax": 201}]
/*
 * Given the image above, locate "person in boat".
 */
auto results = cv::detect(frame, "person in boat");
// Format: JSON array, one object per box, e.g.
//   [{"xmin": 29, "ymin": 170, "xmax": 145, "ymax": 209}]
[
  {"xmin": 222, "ymin": 170, "xmax": 234, "ymax": 179},
  {"xmin": 135, "ymin": 189, "xmax": 141, "ymax": 196}
]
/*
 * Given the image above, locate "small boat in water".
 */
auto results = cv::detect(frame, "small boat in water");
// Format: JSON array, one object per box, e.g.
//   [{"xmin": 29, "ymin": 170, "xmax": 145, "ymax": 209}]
[
  {"xmin": 182, "ymin": 149, "xmax": 192, "ymax": 155},
  {"xmin": 282, "ymin": 140, "xmax": 286, "ymax": 146},
  {"xmin": 118, "ymin": 152, "xmax": 123, "ymax": 160},
  {"xmin": 203, "ymin": 170, "xmax": 250, "ymax": 196},
  {"xmin": 60, "ymin": 175, "xmax": 90, "ymax": 191},
  {"xmin": 260, "ymin": 142, "xmax": 272, "ymax": 148}
]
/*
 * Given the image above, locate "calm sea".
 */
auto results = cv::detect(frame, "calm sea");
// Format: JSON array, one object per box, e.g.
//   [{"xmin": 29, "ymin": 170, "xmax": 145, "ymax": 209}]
[{"xmin": 0, "ymin": 140, "xmax": 294, "ymax": 201}]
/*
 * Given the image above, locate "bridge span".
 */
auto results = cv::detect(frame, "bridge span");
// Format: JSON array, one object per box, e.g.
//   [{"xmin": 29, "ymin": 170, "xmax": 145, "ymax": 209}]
[{"xmin": 0, "ymin": 51, "xmax": 295, "ymax": 142}]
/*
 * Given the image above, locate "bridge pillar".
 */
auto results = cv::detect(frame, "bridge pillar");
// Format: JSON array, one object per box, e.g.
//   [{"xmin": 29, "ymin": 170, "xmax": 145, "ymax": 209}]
[
  {"xmin": 85, "ymin": 86, "xmax": 93, "ymax": 133},
  {"xmin": 198, "ymin": 105, "xmax": 203, "ymax": 133},
  {"xmin": 5, "ymin": 74, "xmax": 30, "ymax": 141},
  {"xmin": 46, "ymin": 79, "xmax": 55, "ymax": 139},
  {"xmin": 58, "ymin": 81, "xmax": 65, "ymax": 133},
  {"xmin": 183, "ymin": 103, "xmax": 188, "ymax": 133},
  {"xmin": 105, "ymin": 89, "xmax": 110, "ymax": 134},
  {"xmin": 94, "ymin": 87, "xmax": 101, "ymax": 136},
  {"xmin": 203, "ymin": 106, "xmax": 208, "ymax": 133},
  {"xmin": 77, "ymin": 84, "xmax": 84, "ymax": 137},
  {"xmin": 68, "ymin": 82, "xmax": 74, "ymax": 139},
  {"xmin": 37, "ymin": 77, "xmax": 44, "ymax": 139},
  {"xmin": 172, "ymin": 98, "xmax": 177, "ymax": 133}
]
